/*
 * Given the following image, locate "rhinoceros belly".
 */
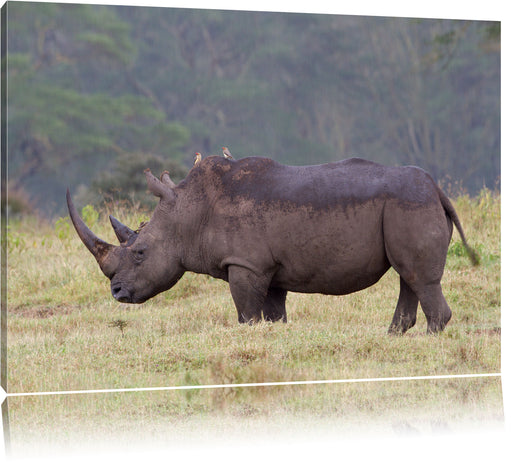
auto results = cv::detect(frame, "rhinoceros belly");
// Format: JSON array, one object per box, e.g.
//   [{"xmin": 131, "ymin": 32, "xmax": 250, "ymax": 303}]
[
  {"xmin": 271, "ymin": 241, "xmax": 390, "ymax": 295},
  {"xmin": 268, "ymin": 202, "xmax": 390, "ymax": 295}
]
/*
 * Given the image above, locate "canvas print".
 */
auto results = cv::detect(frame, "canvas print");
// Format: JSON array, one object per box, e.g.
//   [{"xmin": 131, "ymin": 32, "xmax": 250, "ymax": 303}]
[{"xmin": 1, "ymin": 1, "xmax": 502, "ymax": 458}]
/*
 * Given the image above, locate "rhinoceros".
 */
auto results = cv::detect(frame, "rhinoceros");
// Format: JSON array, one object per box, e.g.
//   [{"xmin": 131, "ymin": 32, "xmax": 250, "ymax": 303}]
[{"xmin": 67, "ymin": 156, "xmax": 477, "ymax": 334}]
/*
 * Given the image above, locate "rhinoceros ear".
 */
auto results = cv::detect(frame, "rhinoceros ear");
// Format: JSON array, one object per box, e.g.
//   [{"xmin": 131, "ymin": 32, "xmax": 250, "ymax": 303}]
[
  {"xmin": 145, "ymin": 168, "xmax": 176, "ymax": 201},
  {"xmin": 109, "ymin": 215, "xmax": 137, "ymax": 245}
]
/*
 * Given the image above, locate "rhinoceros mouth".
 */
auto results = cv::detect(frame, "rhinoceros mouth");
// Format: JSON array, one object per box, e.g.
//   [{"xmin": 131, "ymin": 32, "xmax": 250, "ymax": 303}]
[
  {"xmin": 111, "ymin": 284, "xmax": 134, "ymax": 303},
  {"xmin": 111, "ymin": 284, "xmax": 151, "ymax": 304}
]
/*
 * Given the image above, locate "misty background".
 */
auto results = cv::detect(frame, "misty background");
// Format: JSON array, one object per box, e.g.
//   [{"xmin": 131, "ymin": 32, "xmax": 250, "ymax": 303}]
[{"xmin": 5, "ymin": 3, "xmax": 500, "ymax": 217}]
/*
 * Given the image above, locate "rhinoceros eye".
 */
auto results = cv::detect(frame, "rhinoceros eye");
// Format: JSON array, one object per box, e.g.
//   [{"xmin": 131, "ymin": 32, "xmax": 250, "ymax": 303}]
[{"xmin": 131, "ymin": 246, "xmax": 146, "ymax": 263}]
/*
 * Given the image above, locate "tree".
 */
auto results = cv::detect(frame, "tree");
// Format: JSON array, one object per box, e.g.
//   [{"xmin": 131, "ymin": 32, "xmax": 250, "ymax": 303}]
[
  {"xmin": 7, "ymin": 2, "xmax": 189, "ymax": 215},
  {"xmin": 79, "ymin": 152, "xmax": 189, "ymax": 209},
  {"xmin": 347, "ymin": 17, "xmax": 500, "ymax": 191}
]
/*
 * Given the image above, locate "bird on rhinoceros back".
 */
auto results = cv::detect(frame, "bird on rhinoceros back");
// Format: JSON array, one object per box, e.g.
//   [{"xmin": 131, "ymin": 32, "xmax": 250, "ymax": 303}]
[
  {"xmin": 135, "ymin": 221, "xmax": 147, "ymax": 233},
  {"xmin": 222, "ymin": 147, "xmax": 234, "ymax": 160},
  {"xmin": 194, "ymin": 152, "xmax": 202, "ymax": 165}
]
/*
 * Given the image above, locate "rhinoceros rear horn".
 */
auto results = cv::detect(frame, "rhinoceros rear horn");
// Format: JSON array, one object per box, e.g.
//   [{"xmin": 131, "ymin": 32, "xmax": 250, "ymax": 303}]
[
  {"xmin": 160, "ymin": 170, "xmax": 176, "ymax": 188},
  {"xmin": 145, "ymin": 168, "xmax": 176, "ymax": 201},
  {"xmin": 66, "ymin": 189, "xmax": 115, "ymax": 266},
  {"xmin": 109, "ymin": 215, "xmax": 137, "ymax": 245}
]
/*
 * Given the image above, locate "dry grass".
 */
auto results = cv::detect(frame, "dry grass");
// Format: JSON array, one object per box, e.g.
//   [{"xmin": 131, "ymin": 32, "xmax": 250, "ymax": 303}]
[{"xmin": 5, "ymin": 189, "xmax": 502, "ymax": 456}]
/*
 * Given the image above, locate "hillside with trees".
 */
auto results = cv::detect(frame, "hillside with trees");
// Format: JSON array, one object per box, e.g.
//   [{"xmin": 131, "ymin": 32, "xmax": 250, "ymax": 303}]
[{"xmin": 5, "ymin": 3, "xmax": 500, "ymax": 216}]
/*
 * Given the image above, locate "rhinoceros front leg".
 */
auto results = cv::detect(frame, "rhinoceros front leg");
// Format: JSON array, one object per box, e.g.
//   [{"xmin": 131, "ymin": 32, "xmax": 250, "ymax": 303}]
[
  {"xmin": 228, "ymin": 265, "xmax": 271, "ymax": 324},
  {"xmin": 262, "ymin": 287, "xmax": 287, "ymax": 323}
]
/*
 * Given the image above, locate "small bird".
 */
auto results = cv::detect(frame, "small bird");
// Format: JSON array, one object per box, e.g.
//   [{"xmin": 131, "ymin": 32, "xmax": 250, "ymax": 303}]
[
  {"xmin": 194, "ymin": 152, "xmax": 202, "ymax": 165},
  {"xmin": 222, "ymin": 147, "xmax": 234, "ymax": 160},
  {"xmin": 135, "ymin": 221, "xmax": 147, "ymax": 234}
]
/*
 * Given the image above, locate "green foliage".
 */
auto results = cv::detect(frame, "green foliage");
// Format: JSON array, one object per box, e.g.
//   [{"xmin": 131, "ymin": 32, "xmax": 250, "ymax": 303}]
[
  {"xmin": 81, "ymin": 204, "xmax": 99, "ymax": 228},
  {"xmin": 54, "ymin": 217, "xmax": 70, "ymax": 241},
  {"xmin": 76, "ymin": 31, "xmax": 134, "ymax": 65},
  {"xmin": 447, "ymin": 240, "xmax": 468, "ymax": 258},
  {"xmin": 6, "ymin": 226, "xmax": 27, "ymax": 252},
  {"xmin": 445, "ymin": 191, "xmax": 500, "ymax": 272},
  {"xmin": 434, "ymin": 30, "xmax": 457, "ymax": 46}
]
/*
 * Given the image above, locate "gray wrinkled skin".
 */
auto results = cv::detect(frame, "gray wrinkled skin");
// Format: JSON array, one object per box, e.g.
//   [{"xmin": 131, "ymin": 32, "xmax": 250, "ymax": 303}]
[{"xmin": 68, "ymin": 156, "xmax": 477, "ymax": 334}]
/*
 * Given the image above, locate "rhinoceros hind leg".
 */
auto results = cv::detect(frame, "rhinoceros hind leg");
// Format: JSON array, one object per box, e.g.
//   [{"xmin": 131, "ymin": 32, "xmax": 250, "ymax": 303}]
[
  {"xmin": 383, "ymin": 203, "xmax": 452, "ymax": 334},
  {"xmin": 262, "ymin": 287, "xmax": 287, "ymax": 323},
  {"xmin": 415, "ymin": 283, "xmax": 452, "ymax": 334},
  {"xmin": 388, "ymin": 277, "xmax": 419, "ymax": 335}
]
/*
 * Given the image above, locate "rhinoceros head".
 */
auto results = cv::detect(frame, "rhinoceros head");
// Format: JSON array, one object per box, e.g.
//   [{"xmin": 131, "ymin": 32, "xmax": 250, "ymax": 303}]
[{"xmin": 67, "ymin": 169, "xmax": 185, "ymax": 303}]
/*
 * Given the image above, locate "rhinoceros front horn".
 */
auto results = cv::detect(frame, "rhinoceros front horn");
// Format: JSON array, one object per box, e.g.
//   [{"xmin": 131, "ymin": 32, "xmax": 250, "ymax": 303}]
[{"xmin": 66, "ymin": 189, "xmax": 116, "ymax": 270}]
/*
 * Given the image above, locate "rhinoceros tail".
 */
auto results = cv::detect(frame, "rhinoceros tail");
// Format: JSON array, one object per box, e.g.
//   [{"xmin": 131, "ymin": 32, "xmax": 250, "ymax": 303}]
[{"xmin": 437, "ymin": 186, "xmax": 479, "ymax": 266}]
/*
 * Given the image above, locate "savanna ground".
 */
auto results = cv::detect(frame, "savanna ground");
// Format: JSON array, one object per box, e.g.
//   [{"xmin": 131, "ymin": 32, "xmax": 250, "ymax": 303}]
[{"xmin": 5, "ymin": 189, "xmax": 502, "ymax": 457}]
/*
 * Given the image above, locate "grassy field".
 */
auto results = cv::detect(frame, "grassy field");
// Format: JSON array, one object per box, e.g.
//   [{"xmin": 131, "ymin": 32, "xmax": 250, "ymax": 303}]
[{"xmin": 5, "ymin": 189, "xmax": 502, "ymax": 456}]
